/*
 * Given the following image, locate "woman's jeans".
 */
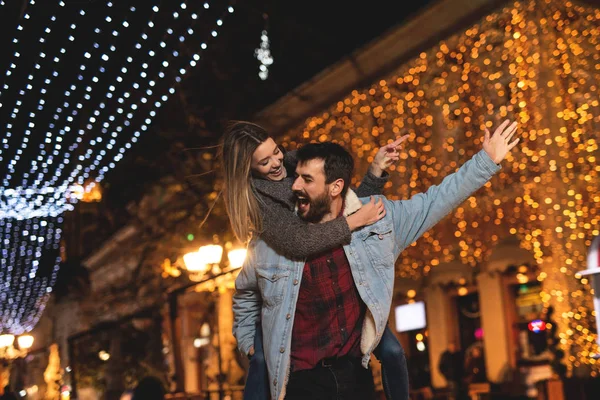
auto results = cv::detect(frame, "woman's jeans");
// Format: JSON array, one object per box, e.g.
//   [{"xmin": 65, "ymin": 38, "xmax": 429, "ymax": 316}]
[
  {"xmin": 373, "ymin": 325, "xmax": 410, "ymax": 400},
  {"xmin": 244, "ymin": 324, "xmax": 409, "ymax": 400},
  {"xmin": 243, "ymin": 324, "xmax": 270, "ymax": 400}
]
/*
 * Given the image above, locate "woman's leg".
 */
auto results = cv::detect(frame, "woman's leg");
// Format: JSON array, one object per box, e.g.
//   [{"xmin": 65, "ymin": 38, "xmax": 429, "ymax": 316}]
[
  {"xmin": 243, "ymin": 323, "xmax": 270, "ymax": 400},
  {"xmin": 373, "ymin": 325, "xmax": 410, "ymax": 400}
]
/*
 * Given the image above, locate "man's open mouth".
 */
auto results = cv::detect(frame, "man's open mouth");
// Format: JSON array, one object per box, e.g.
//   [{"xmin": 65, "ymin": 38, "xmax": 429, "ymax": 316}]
[{"xmin": 296, "ymin": 195, "xmax": 310, "ymax": 212}]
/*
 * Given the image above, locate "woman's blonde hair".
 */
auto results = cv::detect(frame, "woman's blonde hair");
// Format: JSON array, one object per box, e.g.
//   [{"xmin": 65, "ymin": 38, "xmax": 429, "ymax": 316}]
[{"xmin": 220, "ymin": 121, "xmax": 270, "ymax": 243}]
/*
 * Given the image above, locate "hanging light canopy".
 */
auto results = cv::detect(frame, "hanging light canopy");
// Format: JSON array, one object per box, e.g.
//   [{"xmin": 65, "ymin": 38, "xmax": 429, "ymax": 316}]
[{"xmin": 0, "ymin": 0, "xmax": 234, "ymax": 334}]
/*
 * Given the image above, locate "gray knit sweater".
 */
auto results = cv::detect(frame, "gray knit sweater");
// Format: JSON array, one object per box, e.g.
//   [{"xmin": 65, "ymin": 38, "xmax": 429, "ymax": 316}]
[{"xmin": 251, "ymin": 151, "xmax": 388, "ymax": 260}]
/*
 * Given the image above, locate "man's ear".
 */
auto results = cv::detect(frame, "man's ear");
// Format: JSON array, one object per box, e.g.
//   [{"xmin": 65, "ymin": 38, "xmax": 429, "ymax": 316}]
[{"xmin": 329, "ymin": 178, "xmax": 345, "ymax": 197}]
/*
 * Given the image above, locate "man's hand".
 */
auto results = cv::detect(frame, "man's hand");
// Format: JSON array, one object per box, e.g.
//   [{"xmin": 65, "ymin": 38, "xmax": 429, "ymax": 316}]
[
  {"xmin": 483, "ymin": 120, "xmax": 520, "ymax": 164},
  {"xmin": 369, "ymin": 135, "xmax": 410, "ymax": 177}
]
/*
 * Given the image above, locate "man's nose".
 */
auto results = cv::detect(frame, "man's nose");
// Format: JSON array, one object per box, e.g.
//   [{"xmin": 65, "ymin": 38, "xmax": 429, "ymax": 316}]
[{"xmin": 291, "ymin": 177, "xmax": 301, "ymax": 191}]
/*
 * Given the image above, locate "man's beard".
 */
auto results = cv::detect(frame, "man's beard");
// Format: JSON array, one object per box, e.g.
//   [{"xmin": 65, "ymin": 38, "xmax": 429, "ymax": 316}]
[{"xmin": 298, "ymin": 191, "xmax": 331, "ymax": 223}]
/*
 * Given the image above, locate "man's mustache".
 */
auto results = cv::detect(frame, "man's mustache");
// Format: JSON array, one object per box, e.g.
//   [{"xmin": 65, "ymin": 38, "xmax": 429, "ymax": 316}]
[{"xmin": 293, "ymin": 190, "xmax": 308, "ymax": 199}]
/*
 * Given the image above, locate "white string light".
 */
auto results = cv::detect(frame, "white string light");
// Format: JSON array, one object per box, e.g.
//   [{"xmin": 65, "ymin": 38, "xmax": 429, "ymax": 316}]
[
  {"xmin": 0, "ymin": 1, "xmax": 233, "ymax": 335},
  {"xmin": 0, "ymin": 216, "xmax": 61, "ymax": 334},
  {"xmin": 254, "ymin": 15, "xmax": 273, "ymax": 81},
  {"xmin": 86, "ymin": 6, "xmax": 235, "ymax": 188},
  {"xmin": 8, "ymin": 1, "xmax": 134, "ymax": 219}
]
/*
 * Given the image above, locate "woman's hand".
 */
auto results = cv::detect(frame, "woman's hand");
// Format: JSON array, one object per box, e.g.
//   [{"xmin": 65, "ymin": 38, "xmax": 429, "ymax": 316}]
[
  {"xmin": 346, "ymin": 196, "xmax": 386, "ymax": 230},
  {"xmin": 369, "ymin": 135, "xmax": 409, "ymax": 177}
]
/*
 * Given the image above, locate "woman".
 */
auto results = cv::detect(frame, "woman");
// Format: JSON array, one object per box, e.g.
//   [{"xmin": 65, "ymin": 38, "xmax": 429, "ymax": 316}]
[{"xmin": 221, "ymin": 121, "xmax": 409, "ymax": 400}]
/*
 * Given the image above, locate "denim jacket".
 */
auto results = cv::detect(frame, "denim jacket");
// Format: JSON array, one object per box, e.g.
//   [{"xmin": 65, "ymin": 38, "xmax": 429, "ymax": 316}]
[{"xmin": 233, "ymin": 149, "xmax": 500, "ymax": 400}]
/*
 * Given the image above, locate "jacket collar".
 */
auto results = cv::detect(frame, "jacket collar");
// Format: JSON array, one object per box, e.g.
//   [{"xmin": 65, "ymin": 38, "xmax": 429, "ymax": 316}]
[{"xmin": 342, "ymin": 189, "xmax": 362, "ymax": 217}]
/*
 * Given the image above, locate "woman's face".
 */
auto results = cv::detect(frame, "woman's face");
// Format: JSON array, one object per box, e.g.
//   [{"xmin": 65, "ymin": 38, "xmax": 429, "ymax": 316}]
[{"xmin": 251, "ymin": 137, "xmax": 286, "ymax": 181}]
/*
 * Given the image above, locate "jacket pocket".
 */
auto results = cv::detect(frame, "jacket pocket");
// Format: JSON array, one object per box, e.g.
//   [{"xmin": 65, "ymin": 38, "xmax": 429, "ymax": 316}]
[
  {"xmin": 361, "ymin": 221, "xmax": 395, "ymax": 268},
  {"xmin": 256, "ymin": 266, "xmax": 291, "ymax": 308}
]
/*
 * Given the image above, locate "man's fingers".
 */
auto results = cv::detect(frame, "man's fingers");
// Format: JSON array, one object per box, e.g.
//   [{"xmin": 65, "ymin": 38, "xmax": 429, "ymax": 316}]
[
  {"xmin": 502, "ymin": 121, "xmax": 518, "ymax": 138},
  {"xmin": 507, "ymin": 138, "xmax": 520, "ymax": 150},
  {"xmin": 484, "ymin": 128, "xmax": 490, "ymax": 143},
  {"xmin": 494, "ymin": 119, "xmax": 511, "ymax": 135},
  {"xmin": 505, "ymin": 127, "xmax": 517, "ymax": 143}
]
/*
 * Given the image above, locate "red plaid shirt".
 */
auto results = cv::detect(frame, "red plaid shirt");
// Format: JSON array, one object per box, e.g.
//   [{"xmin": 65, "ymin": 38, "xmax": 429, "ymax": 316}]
[{"xmin": 290, "ymin": 246, "xmax": 366, "ymax": 371}]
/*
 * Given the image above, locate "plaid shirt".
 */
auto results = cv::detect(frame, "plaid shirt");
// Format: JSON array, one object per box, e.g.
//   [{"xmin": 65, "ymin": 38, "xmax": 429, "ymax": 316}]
[{"xmin": 290, "ymin": 246, "xmax": 366, "ymax": 371}]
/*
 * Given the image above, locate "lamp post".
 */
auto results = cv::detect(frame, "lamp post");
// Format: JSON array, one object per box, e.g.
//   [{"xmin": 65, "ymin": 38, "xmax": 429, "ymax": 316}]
[{"xmin": 180, "ymin": 244, "xmax": 247, "ymax": 399}]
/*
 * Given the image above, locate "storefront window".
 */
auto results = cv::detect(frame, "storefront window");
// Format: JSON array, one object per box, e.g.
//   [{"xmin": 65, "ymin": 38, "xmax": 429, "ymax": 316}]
[{"xmin": 514, "ymin": 282, "xmax": 549, "ymax": 359}]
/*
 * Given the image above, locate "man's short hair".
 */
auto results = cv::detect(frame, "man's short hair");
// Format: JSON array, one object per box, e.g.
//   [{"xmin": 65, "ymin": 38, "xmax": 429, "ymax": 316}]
[{"xmin": 296, "ymin": 142, "xmax": 354, "ymax": 197}]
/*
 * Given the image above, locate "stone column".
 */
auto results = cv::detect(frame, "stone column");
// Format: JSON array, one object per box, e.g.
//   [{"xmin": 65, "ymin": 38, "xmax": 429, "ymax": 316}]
[
  {"xmin": 424, "ymin": 285, "xmax": 454, "ymax": 388},
  {"xmin": 477, "ymin": 272, "xmax": 512, "ymax": 383},
  {"xmin": 180, "ymin": 295, "xmax": 200, "ymax": 394}
]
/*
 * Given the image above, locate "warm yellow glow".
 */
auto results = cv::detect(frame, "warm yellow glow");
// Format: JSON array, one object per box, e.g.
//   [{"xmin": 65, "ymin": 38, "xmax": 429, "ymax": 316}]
[
  {"xmin": 98, "ymin": 350, "xmax": 110, "ymax": 361},
  {"xmin": 17, "ymin": 335, "xmax": 34, "ymax": 350},
  {"xmin": 182, "ymin": 251, "xmax": 208, "ymax": 273},
  {"xmin": 517, "ymin": 273, "xmax": 529, "ymax": 284},
  {"xmin": 416, "ymin": 333, "xmax": 424, "ymax": 341},
  {"xmin": 228, "ymin": 248, "xmax": 247, "ymax": 269},
  {"xmin": 407, "ymin": 289, "xmax": 417, "ymax": 298},
  {"xmin": 0, "ymin": 334, "xmax": 15, "ymax": 348},
  {"xmin": 276, "ymin": 0, "xmax": 599, "ymax": 373},
  {"xmin": 458, "ymin": 287, "xmax": 468, "ymax": 297},
  {"xmin": 200, "ymin": 322, "xmax": 211, "ymax": 338},
  {"xmin": 198, "ymin": 244, "xmax": 223, "ymax": 265}
]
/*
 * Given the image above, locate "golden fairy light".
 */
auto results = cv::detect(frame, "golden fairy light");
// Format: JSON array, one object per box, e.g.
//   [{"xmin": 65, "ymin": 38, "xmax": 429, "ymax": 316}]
[{"xmin": 279, "ymin": 0, "xmax": 599, "ymax": 374}]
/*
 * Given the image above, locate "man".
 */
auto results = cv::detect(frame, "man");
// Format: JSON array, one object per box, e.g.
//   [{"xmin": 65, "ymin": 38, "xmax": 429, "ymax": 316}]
[
  {"xmin": 233, "ymin": 120, "xmax": 519, "ymax": 400},
  {"xmin": 439, "ymin": 341, "xmax": 465, "ymax": 399}
]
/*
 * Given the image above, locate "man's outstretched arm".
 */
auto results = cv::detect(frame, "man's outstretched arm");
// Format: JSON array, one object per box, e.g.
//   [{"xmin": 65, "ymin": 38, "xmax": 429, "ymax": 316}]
[{"xmin": 388, "ymin": 120, "xmax": 519, "ymax": 254}]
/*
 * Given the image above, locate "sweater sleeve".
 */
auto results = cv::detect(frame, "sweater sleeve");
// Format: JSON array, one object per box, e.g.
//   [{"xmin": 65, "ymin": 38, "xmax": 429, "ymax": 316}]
[
  {"xmin": 354, "ymin": 170, "xmax": 389, "ymax": 197},
  {"xmin": 257, "ymin": 195, "xmax": 352, "ymax": 260}
]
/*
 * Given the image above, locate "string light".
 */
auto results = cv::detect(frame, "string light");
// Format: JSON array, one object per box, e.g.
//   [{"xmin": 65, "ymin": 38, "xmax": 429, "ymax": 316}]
[
  {"xmin": 0, "ymin": 1, "xmax": 233, "ymax": 334},
  {"xmin": 1, "ymin": 1, "xmax": 234, "ymax": 220},
  {"xmin": 255, "ymin": 14, "xmax": 273, "ymax": 81},
  {"xmin": 0, "ymin": 216, "xmax": 61, "ymax": 334},
  {"xmin": 279, "ymin": 0, "xmax": 599, "ymax": 374}
]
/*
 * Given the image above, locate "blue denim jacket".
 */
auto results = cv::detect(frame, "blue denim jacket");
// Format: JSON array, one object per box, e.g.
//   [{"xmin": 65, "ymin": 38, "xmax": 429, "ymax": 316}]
[{"xmin": 233, "ymin": 149, "xmax": 500, "ymax": 400}]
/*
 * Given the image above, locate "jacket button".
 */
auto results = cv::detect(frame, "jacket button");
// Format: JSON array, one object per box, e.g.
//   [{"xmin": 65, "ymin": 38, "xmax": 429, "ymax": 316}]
[
  {"xmin": 286, "ymin": 314, "xmax": 291, "ymax": 320},
  {"xmin": 378, "ymin": 234, "xmax": 384, "ymax": 240},
  {"xmin": 280, "ymin": 346, "xmax": 285, "ymax": 353},
  {"xmin": 272, "ymin": 274, "xmax": 277, "ymax": 279},
  {"xmin": 293, "ymin": 279, "xmax": 299, "ymax": 285},
  {"xmin": 273, "ymin": 379, "xmax": 277, "ymax": 386}
]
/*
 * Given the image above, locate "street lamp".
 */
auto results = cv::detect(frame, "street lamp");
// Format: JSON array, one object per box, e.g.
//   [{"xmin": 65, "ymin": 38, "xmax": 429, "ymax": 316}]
[
  {"xmin": 0, "ymin": 334, "xmax": 34, "ymax": 360},
  {"xmin": 227, "ymin": 249, "xmax": 247, "ymax": 270},
  {"xmin": 183, "ymin": 245, "xmax": 246, "ymax": 281}
]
